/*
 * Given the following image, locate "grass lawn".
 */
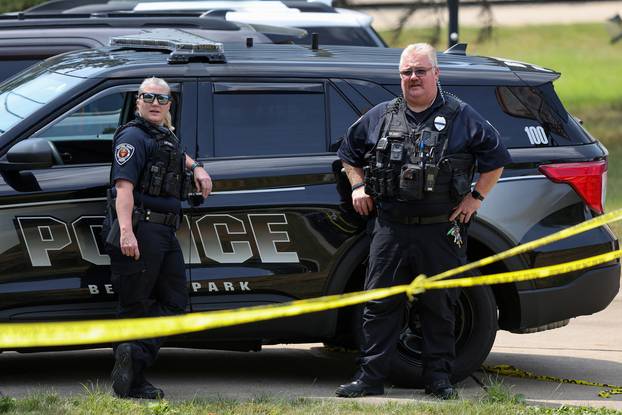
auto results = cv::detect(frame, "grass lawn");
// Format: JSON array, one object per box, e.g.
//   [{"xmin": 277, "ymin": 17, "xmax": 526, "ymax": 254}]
[
  {"xmin": 382, "ymin": 23, "xmax": 622, "ymax": 236},
  {"xmin": 1, "ymin": 391, "xmax": 621, "ymax": 415}
]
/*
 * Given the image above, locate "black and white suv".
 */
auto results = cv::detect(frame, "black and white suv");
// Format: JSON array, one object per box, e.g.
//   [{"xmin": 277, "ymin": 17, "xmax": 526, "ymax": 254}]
[{"xmin": 0, "ymin": 30, "xmax": 618, "ymax": 387}]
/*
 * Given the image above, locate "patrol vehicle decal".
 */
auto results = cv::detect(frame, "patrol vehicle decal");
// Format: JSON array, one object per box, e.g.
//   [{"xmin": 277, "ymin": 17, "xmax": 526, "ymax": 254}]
[
  {"xmin": 15, "ymin": 213, "xmax": 300, "ymax": 267},
  {"xmin": 87, "ymin": 280, "xmax": 252, "ymax": 295},
  {"xmin": 114, "ymin": 143, "xmax": 135, "ymax": 165},
  {"xmin": 524, "ymin": 125, "xmax": 549, "ymax": 145}
]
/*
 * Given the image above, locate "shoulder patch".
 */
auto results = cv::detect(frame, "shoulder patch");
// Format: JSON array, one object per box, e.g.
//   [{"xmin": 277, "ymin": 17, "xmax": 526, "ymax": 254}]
[{"xmin": 114, "ymin": 143, "xmax": 135, "ymax": 165}]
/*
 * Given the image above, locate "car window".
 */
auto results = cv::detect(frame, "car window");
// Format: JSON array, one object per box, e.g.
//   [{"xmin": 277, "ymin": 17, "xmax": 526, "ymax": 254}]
[
  {"xmin": 33, "ymin": 92, "xmax": 127, "ymax": 165},
  {"xmin": 27, "ymin": 86, "xmax": 182, "ymax": 165},
  {"xmin": 328, "ymin": 84, "xmax": 359, "ymax": 150},
  {"xmin": 210, "ymin": 82, "xmax": 327, "ymax": 157},
  {"xmin": 287, "ymin": 27, "xmax": 380, "ymax": 47},
  {"xmin": 0, "ymin": 71, "xmax": 83, "ymax": 136},
  {"xmin": 445, "ymin": 85, "xmax": 592, "ymax": 149}
]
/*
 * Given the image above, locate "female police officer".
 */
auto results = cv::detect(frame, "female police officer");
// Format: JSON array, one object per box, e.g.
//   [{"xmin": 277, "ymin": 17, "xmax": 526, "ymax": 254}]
[{"xmin": 106, "ymin": 77, "xmax": 212, "ymax": 399}]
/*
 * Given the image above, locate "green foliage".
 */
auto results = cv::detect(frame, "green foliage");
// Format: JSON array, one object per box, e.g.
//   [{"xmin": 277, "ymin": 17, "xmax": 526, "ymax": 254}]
[
  {"xmin": 0, "ymin": 396, "xmax": 16, "ymax": 413},
  {"xmin": 0, "ymin": 0, "xmax": 47, "ymax": 13},
  {"xmin": 0, "ymin": 392, "xmax": 621, "ymax": 415},
  {"xmin": 480, "ymin": 376, "xmax": 526, "ymax": 405}
]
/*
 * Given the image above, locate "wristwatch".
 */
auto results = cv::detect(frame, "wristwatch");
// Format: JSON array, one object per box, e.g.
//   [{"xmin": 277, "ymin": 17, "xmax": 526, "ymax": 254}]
[
  {"xmin": 190, "ymin": 161, "xmax": 204, "ymax": 172},
  {"xmin": 471, "ymin": 189, "xmax": 485, "ymax": 201},
  {"xmin": 351, "ymin": 182, "xmax": 365, "ymax": 191}
]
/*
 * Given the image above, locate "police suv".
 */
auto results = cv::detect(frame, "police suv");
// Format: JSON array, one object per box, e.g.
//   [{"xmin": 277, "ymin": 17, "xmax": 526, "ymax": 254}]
[{"xmin": 0, "ymin": 30, "xmax": 618, "ymax": 387}]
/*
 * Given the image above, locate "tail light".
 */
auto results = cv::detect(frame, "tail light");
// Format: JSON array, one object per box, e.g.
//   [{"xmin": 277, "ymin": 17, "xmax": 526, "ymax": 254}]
[{"xmin": 538, "ymin": 160, "xmax": 607, "ymax": 214}]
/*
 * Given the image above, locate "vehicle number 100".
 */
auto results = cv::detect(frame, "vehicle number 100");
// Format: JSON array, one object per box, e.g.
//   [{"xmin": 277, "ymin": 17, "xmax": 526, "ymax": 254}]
[{"xmin": 525, "ymin": 125, "xmax": 549, "ymax": 145}]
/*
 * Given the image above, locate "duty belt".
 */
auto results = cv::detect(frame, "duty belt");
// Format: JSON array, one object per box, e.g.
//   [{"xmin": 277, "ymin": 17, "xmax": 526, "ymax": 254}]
[
  {"xmin": 378, "ymin": 209, "xmax": 449, "ymax": 225},
  {"xmin": 133, "ymin": 209, "xmax": 179, "ymax": 228}
]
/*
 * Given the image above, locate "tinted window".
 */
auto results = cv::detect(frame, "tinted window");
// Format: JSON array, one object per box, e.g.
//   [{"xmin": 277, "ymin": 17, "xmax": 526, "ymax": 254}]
[
  {"xmin": 34, "ymin": 92, "xmax": 126, "ymax": 164},
  {"xmin": 445, "ymin": 85, "xmax": 591, "ymax": 149},
  {"xmin": 287, "ymin": 27, "xmax": 379, "ymax": 47},
  {"xmin": 345, "ymin": 79, "xmax": 395, "ymax": 105},
  {"xmin": 328, "ymin": 84, "xmax": 359, "ymax": 150},
  {"xmin": 212, "ymin": 83, "xmax": 327, "ymax": 157}
]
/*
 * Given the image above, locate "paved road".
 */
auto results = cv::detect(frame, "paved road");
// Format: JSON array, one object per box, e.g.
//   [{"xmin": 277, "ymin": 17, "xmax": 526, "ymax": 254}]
[
  {"xmin": 1, "ymin": 286, "xmax": 620, "ymax": 409},
  {"xmin": 357, "ymin": 1, "xmax": 622, "ymax": 29}
]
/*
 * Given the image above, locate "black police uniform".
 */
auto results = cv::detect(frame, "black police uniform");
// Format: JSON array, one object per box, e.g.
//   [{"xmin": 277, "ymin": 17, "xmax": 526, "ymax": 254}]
[
  {"xmin": 105, "ymin": 115, "xmax": 190, "ymax": 396},
  {"xmin": 338, "ymin": 91, "xmax": 511, "ymax": 391}
]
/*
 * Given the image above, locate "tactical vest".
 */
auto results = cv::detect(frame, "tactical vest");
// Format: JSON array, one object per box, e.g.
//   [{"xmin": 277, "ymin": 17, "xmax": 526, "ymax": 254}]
[
  {"xmin": 111, "ymin": 116, "xmax": 192, "ymax": 201},
  {"xmin": 364, "ymin": 94, "xmax": 475, "ymax": 213}
]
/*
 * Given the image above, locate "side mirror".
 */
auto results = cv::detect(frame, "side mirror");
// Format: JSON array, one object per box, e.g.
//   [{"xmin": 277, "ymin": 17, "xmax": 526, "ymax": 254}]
[{"xmin": 0, "ymin": 138, "xmax": 61, "ymax": 171}]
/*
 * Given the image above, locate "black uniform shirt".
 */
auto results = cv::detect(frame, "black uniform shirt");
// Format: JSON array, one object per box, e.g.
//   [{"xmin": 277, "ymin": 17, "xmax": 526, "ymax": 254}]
[
  {"xmin": 338, "ymin": 92, "xmax": 511, "ymax": 173},
  {"xmin": 111, "ymin": 125, "xmax": 181, "ymax": 214}
]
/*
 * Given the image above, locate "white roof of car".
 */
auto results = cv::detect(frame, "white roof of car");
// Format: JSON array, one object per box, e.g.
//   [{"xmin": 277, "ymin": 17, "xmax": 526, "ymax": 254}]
[{"xmin": 133, "ymin": 1, "xmax": 373, "ymax": 27}]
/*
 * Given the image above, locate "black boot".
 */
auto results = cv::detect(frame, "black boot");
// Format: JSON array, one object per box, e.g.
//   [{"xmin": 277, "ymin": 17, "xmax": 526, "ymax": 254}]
[
  {"xmin": 335, "ymin": 380, "xmax": 384, "ymax": 398},
  {"xmin": 425, "ymin": 379, "xmax": 458, "ymax": 400},
  {"xmin": 111, "ymin": 343, "xmax": 134, "ymax": 398},
  {"xmin": 128, "ymin": 380, "xmax": 164, "ymax": 400}
]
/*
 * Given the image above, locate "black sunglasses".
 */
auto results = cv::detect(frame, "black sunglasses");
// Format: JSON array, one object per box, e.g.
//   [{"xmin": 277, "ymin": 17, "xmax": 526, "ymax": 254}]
[{"xmin": 139, "ymin": 92, "xmax": 172, "ymax": 105}]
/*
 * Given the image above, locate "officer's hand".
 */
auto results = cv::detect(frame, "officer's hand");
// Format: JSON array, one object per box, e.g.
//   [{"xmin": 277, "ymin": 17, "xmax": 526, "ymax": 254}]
[
  {"xmin": 449, "ymin": 194, "xmax": 481, "ymax": 223},
  {"xmin": 120, "ymin": 230, "xmax": 140, "ymax": 260},
  {"xmin": 194, "ymin": 167, "xmax": 213, "ymax": 198},
  {"xmin": 352, "ymin": 186, "xmax": 374, "ymax": 216}
]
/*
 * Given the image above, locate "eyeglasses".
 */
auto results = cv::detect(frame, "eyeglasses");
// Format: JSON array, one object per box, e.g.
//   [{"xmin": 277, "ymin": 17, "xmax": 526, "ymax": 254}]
[
  {"xmin": 399, "ymin": 67, "xmax": 434, "ymax": 78},
  {"xmin": 139, "ymin": 92, "xmax": 172, "ymax": 105}
]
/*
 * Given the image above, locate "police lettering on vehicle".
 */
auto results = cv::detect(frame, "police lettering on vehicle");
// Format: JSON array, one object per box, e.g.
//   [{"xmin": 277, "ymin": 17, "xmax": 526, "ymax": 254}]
[
  {"xmin": 87, "ymin": 280, "xmax": 252, "ymax": 295},
  {"xmin": 15, "ymin": 213, "xmax": 300, "ymax": 267}
]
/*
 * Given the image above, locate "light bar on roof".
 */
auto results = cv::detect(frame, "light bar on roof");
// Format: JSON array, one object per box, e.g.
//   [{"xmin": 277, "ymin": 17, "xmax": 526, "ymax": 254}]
[{"xmin": 109, "ymin": 28, "xmax": 226, "ymax": 63}]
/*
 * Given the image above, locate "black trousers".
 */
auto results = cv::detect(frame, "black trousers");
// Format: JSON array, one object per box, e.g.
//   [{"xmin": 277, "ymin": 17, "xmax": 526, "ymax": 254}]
[
  {"xmin": 358, "ymin": 215, "xmax": 464, "ymax": 386},
  {"xmin": 108, "ymin": 221, "xmax": 187, "ymax": 370}
]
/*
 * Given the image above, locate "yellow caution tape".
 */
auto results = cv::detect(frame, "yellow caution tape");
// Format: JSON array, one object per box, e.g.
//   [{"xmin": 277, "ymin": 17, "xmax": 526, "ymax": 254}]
[
  {"xmin": 483, "ymin": 364, "xmax": 622, "ymax": 399},
  {"xmin": 428, "ymin": 207, "xmax": 622, "ymax": 283},
  {"xmin": 0, "ymin": 208, "xmax": 620, "ymax": 350},
  {"xmin": 1, "ymin": 247, "xmax": 620, "ymax": 349}
]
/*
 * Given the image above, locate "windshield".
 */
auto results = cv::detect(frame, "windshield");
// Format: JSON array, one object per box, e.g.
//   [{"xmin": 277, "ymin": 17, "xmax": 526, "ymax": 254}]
[{"xmin": 0, "ymin": 71, "xmax": 83, "ymax": 136}]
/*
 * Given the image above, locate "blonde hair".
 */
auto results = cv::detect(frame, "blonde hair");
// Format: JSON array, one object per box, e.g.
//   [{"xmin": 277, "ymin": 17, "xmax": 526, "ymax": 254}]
[
  {"xmin": 137, "ymin": 77, "xmax": 175, "ymax": 131},
  {"xmin": 400, "ymin": 43, "xmax": 438, "ymax": 68}
]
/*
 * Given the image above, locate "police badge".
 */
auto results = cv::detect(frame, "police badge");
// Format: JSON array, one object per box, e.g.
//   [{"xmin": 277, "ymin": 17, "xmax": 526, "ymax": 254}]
[{"xmin": 114, "ymin": 143, "xmax": 135, "ymax": 165}]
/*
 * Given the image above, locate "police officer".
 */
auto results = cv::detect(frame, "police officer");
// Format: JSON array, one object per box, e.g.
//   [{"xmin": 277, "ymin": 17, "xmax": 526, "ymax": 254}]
[
  {"xmin": 335, "ymin": 43, "xmax": 511, "ymax": 400},
  {"xmin": 106, "ymin": 77, "xmax": 212, "ymax": 399}
]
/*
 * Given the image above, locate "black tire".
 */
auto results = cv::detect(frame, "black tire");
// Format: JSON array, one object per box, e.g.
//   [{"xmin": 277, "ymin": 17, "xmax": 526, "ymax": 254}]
[{"xmin": 388, "ymin": 285, "xmax": 497, "ymax": 388}]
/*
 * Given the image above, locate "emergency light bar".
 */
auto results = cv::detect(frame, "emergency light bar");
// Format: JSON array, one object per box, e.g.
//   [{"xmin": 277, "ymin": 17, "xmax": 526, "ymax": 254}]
[{"xmin": 109, "ymin": 28, "xmax": 226, "ymax": 63}]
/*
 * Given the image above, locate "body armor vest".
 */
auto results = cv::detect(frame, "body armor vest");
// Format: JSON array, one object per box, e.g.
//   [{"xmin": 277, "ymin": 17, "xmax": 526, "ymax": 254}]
[
  {"xmin": 364, "ymin": 94, "xmax": 474, "ymax": 212},
  {"xmin": 111, "ymin": 116, "xmax": 192, "ymax": 201}
]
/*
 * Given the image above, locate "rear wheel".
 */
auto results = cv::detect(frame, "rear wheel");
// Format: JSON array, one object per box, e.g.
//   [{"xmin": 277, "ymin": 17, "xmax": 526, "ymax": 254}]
[{"xmin": 388, "ymin": 285, "xmax": 497, "ymax": 387}]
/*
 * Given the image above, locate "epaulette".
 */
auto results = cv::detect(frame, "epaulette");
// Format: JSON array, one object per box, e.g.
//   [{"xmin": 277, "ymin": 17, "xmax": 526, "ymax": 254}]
[{"xmin": 384, "ymin": 96, "xmax": 403, "ymax": 116}]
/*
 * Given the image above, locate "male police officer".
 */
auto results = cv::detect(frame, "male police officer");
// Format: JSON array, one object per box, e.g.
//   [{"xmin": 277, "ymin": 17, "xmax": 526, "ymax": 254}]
[
  {"xmin": 106, "ymin": 77, "xmax": 212, "ymax": 399},
  {"xmin": 335, "ymin": 43, "xmax": 511, "ymax": 399}
]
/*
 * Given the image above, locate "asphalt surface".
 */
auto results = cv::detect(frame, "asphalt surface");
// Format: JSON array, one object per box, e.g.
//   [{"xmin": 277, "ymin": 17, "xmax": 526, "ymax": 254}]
[{"xmin": 0, "ymin": 285, "xmax": 620, "ymax": 410}]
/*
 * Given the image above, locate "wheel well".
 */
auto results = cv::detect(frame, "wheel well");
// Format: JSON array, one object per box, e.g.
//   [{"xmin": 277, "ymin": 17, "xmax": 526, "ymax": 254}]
[
  {"xmin": 467, "ymin": 237, "xmax": 521, "ymax": 330},
  {"xmin": 331, "ymin": 233, "xmax": 523, "ymax": 343}
]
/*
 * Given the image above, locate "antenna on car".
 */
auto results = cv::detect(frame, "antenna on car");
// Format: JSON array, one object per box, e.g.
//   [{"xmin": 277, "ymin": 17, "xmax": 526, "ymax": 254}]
[
  {"xmin": 311, "ymin": 32, "xmax": 319, "ymax": 50},
  {"xmin": 444, "ymin": 43, "xmax": 467, "ymax": 55},
  {"xmin": 110, "ymin": 28, "xmax": 226, "ymax": 64}
]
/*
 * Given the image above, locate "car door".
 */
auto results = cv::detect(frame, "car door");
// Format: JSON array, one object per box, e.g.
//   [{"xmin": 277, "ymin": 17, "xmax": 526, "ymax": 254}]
[
  {"xmin": 184, "ymin": 79, "xmax": 362, "ymax": 340},
  {"xmin": 0, "ymin": 80, "xmax": 197, "ymax": 323}
]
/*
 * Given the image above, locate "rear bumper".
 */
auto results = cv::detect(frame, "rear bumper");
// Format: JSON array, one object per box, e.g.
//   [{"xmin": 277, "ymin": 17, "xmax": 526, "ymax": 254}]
[{"xmin": 517, "ymin": 262, "xmax": 620, "ymax": 329}]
